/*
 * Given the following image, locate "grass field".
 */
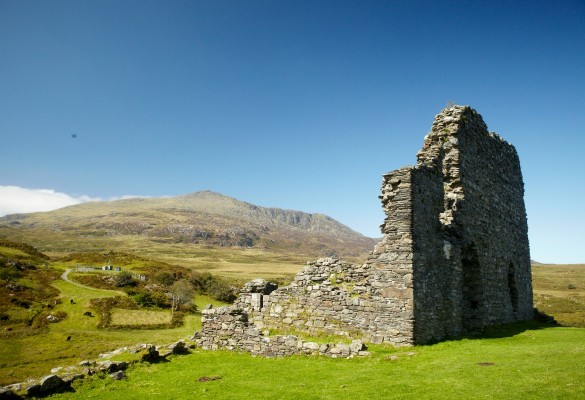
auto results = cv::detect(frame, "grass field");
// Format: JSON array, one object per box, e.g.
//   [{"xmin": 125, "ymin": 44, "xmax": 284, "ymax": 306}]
[
  {"xmin": 1, "ymin": 258, "xmax": 583, "ymax": 392},
  {"xmin": 139, "ymin": 245, "xmax": 308, "ymax": 280},
  {"xmin": 532, "ymin": 264, "xmax": 585, "ymax": 327},
  {"xmin": 46, "ymin": 322, "xmax": 585, "ymax": 399},
  {"xmin": 110, "ymin": 309, "xmax": 172, "ymax": 326}
]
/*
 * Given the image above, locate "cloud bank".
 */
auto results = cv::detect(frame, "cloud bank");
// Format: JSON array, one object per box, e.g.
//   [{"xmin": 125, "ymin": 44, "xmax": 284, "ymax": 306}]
[{"xmin": 0, "ymin": 186, "xmax": 101, "ymax": 217}]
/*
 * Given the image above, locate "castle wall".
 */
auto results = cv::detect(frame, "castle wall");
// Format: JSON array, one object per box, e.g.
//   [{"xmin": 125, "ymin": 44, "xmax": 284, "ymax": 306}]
[
  {"xmin": 410, "ymin": 166, "xmax": 464, "ymax": 343},
  {"xmin": 411, "ymin": 106, "xmax": 533, "ymax": 341},
  {"xmin": 194, "ymin": 105, "xmax": 533, "ymax": 352}
]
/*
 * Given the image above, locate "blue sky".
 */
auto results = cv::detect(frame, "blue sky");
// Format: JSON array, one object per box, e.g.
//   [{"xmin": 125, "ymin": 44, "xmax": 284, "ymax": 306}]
[{"xmin": 1, "ymin": 1, "xmax": 584, "ymax": 263}]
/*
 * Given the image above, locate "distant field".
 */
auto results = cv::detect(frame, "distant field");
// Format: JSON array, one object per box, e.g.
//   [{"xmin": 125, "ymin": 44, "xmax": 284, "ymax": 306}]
[
  {"xmin": 0, "ymin": 220, "xmax": 363, "ymax": 281},
  {"xmin": 150, "ymin": 246, "xmax": 308, "ymax": 280},
  {"xmin": 532, "ymin": 263, "xmax": 585, "ymax": 327},
  {"xmin": 110, "ymin": 309, "xmax": 172, "ymax": 326}
]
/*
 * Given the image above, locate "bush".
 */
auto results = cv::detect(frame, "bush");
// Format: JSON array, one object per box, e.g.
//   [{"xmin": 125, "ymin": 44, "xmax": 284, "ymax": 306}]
[
  {"xmin": 134, "ymin": 292, "xmax": 153, "ymax": 307},
  {"xmin": 115, "ymin": 272, "xmax": 136, "ymax": 287},
  {"xmin": 189, "ymin": 272, "xmax": 236, "ymax": 302},
  {"xmin": 155, "ymin": 271, "xmax": 175, "ymax": 286},
  {"xmin": 150, "ymin": 291, "xmax": 169, "ymax": 307}
]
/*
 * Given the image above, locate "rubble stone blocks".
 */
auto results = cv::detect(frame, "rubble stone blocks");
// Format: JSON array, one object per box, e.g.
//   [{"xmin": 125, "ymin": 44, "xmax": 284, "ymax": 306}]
[{"xmin": 195, "ymin": 105, "xmax": 533, "ymax": 353}]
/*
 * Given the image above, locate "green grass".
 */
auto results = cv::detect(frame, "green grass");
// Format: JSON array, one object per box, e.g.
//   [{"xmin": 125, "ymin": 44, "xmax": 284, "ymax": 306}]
[
  {"xmin": 0, "ymin": 247, "xmax": 30, "ymax": 258},
  {"xmin": 47, "ymin": 323, "xmax": 584, "ymax": 399},
  {"xmin": 2, "ymin": 256, "xmax": 583, "ymax": 391}
]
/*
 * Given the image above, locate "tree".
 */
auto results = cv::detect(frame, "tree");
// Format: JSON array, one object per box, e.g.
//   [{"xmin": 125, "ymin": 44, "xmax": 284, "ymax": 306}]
[{"xmin": 168, "ymin": 280, "xmax": 194, "ymax": 316}]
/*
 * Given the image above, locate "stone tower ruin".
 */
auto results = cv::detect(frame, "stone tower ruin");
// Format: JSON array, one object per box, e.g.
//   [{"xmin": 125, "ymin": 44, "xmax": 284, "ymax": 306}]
[{"xmin": 195, "ymin": 105, "xmax": 533, "ymax": 354}]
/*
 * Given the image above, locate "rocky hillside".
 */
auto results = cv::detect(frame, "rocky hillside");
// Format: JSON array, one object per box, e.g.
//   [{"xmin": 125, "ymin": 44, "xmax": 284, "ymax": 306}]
[{"xmin": 0, "ymin": 191, "xmax": 377, "ymax": 258}]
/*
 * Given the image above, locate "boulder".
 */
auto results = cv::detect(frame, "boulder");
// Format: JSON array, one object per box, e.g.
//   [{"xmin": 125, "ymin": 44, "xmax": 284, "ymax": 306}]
[
  {"xmin": 141, "ymin": 345, "xmax": 162, "ymax": 363},
  {"xmin": 96, "ymin": 360, "xmax": 128, "ymax": 373},
  {"xmin": 24, "ymin": 383, "xmax": 41, "ymax": 397},
  {"xmin": 61, "ymin": 374, "xmax": 85, "ymax": 385},
  {"xmin": 168, "ymin": 340, "xmax": 189, "ymax": 355},
  {"xmin": 109, "ymin": 371, "xmax": 125, "ymax": 380},
  {"xmin": 40, "ymin": 374, "xmax": 68, "ymax": 394},
  {"xmin": 349, "ymin": 339, "xmax": 365, "ymax": 353}
]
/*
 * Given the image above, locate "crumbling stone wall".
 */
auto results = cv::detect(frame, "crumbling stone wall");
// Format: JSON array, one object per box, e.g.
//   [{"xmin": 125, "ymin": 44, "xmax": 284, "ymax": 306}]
[
  {"xmin": 409, "ymin": 106, "xmax": 533, "ymax": 342},
  {"xmin": 195, "ymin": 105, "xmax": 533, "ymax": 351}
]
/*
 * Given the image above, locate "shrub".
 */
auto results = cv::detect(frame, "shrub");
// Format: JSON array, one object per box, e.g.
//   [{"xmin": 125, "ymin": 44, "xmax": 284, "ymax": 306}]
[
  {"xmin": 115, "ymin": 272, "xmax": 136, "ymax": 287},
  {"xmin": 189, "ymin": 272, "xmax": 236, "ymax": 302},
  {"xmin": 155, "ymin": 271, "xmax": 175, "ymax": 286},
  {"xmin": 150, "ymin": 291, "xmax": 169, "ymax": 307},
  {"xmin": 134, "ymin": 292, "xmax": 153, "ymax": 307}
]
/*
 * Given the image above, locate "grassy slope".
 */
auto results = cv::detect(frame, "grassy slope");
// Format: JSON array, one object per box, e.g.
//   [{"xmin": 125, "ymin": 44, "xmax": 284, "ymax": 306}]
[
  {"xmin": 0, "ymin": 191, "xmax": 376, "ymax": 262},
  {"xmin": 1, "ymin": 253, "xmax": 583, "ymax": 389},
  {"xmin": 532, "ymin": 264, "xmax": 585, "ymax": 327},
  {"xmin": 0, "ymin": 228, "xmax": 332, "ymax": 280},
  {"xmin": 0, "ymin": 274, "xmax": 223, "ymax": 386},
  {"xmin": 48, "ymin": 323, "xmax": 584, "ymax": 400}
]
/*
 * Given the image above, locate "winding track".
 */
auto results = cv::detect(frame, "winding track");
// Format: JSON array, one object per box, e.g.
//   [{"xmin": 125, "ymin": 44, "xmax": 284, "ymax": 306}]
[{"xmin": 60, "ymin": 268, "xmax": 125, "ymax": 294}]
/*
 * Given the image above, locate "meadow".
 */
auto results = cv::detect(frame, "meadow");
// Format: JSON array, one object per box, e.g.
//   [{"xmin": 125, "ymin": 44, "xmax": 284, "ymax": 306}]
[
  {"xmin": 1, "ymin": 237, "xmax": 583, "ymax": 398},
  {"xmin": 47, "ymin": 323, "xmax": 585, "ymax": 399},
  {"xmin": 532, "ymin": 264, "xmax": 585, "ymax": 327}
]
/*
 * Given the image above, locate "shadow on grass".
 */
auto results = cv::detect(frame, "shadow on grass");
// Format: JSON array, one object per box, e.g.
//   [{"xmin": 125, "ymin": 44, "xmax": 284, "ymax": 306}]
[
  {"xmin": 416, "ymin": 318, "xmax": 561, "ymax": 347},
  {"xmin": 476, "ymin": 308, "xmax": 561, "ymax": 340},
  {"xmin": 478, "ymin": 319, "xmax": 560, "ymax": 339}
]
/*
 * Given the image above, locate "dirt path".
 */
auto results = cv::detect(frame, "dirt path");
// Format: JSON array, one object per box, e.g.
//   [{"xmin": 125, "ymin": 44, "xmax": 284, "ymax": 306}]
[{"xmin": 60, "ymin": 269, "xmax": 125, "ymax": 294}]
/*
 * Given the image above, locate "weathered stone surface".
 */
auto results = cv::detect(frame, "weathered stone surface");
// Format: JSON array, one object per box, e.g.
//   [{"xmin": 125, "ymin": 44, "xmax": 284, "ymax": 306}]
[
  {"xmin": 140, "ymin": 345, "xmax": 162, "ymax": 363},
  {"xmin": 39, "ymin": 375, "xmax": 67, "ymax": 393},
  {"xmin": 109, "ymin": 371, "xmax": 125, "ymax": 380},
  {"xmin": 194, "ymin": 105, "xmax": 533, "ymax": 354},
  {"xmin": 168, "ymin": 340, "xmax": 189, "ymax": 355},
  {"xmin": 96, "ymin": 360, "xmax": 128, "ymax": 373}
]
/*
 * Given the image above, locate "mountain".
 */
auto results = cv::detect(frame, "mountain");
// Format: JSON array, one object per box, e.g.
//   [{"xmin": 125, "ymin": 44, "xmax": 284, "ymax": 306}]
[{"xmin": 0, "ymin": 191, "xmax": 377, "ymax": 259}]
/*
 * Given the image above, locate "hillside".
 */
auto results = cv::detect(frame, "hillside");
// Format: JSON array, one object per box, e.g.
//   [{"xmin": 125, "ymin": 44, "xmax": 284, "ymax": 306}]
[{"xmin": 0, "ymin": 191, "xmax": 377, "ymax": 262}]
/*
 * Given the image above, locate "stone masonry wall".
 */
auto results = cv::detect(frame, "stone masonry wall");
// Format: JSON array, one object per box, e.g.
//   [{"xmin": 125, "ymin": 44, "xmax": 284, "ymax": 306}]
[
  {"xmin": 194, "ymin": 105, "xmax": 533, "ymax": 352},
  {"xmin": 411, "ymin": 106, "xmax": 533, "ymax": 343}
]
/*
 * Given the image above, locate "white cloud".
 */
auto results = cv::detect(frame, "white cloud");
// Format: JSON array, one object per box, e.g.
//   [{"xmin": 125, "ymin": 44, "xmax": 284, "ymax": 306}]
[{"xmin": 0, "ymin": 186, "xmax": 101, "ymax": 217}]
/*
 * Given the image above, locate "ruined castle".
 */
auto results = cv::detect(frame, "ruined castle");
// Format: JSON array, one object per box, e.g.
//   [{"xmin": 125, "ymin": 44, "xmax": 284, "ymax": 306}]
[{"xmin": 194, "ymin": 105, "xmax": 533, "ymax": 355}]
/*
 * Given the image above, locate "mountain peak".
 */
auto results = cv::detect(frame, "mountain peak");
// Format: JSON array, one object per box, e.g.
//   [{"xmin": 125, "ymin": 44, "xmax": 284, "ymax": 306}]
[{"xmin": 0, "ymin": 191, "xmax": 376, "ymax": 259}]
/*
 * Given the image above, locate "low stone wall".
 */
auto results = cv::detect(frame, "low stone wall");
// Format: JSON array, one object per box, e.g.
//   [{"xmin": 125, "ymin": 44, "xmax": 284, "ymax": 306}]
[
  {"xmin": 193, "ymin": 257, "xmax": 414, "ymax": 355},
  {"xmin": 194, "ymin": 304, "xmax": 368, "ymax": 358}
]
